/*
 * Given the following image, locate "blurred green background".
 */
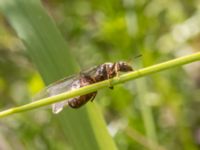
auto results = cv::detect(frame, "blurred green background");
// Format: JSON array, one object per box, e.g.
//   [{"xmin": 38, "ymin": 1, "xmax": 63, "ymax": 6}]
[{"xmin": 0, "ymin": 0, "xmax": 200, "ymax": 150}]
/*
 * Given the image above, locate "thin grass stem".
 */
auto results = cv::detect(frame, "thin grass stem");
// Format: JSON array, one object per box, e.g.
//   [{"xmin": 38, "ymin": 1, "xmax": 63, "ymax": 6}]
[{"xmin": 0, "ymin": 52, "xmax": 199, "ymax": 118}]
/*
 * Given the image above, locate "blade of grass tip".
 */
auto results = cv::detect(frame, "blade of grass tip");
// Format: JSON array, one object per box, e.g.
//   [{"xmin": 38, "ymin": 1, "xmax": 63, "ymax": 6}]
[{"xmin": 0, "ymin": 0, "xmax": 117, "ymax": 150}]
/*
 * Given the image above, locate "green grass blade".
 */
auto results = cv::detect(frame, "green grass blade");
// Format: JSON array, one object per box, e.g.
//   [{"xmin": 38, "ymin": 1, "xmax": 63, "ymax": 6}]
[{"xmin": 0, "ymin": 0, "xmax": 117, "ymax": 150}]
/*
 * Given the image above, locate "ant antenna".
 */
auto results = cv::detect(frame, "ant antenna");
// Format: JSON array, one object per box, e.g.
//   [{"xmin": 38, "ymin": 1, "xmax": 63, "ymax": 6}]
[
  {"xmin": 133, "ymin": 54, "xmax": 142, "ymax": 59},
  {"xmin": 127, "ymin": 54, "xmax": 142, "ymax": 65}
]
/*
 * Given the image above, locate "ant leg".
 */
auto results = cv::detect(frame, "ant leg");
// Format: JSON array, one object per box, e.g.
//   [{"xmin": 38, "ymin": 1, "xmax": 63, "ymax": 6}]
[
  {"xmin": 106, "ymin": 65, "xmax": 114, "ymax": 89},
  {"xmin": 90, "ymin": 91, "xmax": 97, "ymax": 102},
  {"xmin": 109, "ymin": 86, "xmax": 114, "ymax": 90},
  {"xmin": 106, "ymin": 65, "xmax": 110, "ymax": 79},
  {"xmin": 114, "ymin": 63, "xmax": 119, "ymax": 78}
]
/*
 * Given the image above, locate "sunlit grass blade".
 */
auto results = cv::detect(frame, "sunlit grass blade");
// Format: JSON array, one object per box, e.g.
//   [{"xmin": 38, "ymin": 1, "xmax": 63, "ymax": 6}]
[{"xmin": 0, "ymin": 0, "xmax": 117, "ymax": 150}]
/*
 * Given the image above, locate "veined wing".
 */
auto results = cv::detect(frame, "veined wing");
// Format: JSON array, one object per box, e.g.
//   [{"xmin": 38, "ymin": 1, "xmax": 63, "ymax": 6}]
[
  {"xmin": 80, "ymin": 65, "xmax": 99, "ymax": 77},
  {"xmin": 33, "ymin": 65, "xmax": 100, "ymax": 113},
  {"xmin": 33, "ymin": 74, "xmax": 79, "ymax": 114},
  {"xmin": 33, "ymin": 74, "xmax": 78, "ymax": 100}
]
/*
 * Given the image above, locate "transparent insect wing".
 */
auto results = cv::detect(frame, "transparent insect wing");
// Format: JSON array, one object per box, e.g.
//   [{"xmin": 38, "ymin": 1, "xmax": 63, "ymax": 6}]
[
  {"xmin": 33, "ymin": 75, "xmax": 78, "ymax": 114},
  {"xmin": 47, "ymin": 76, "xmax": 76, "ymax": 96},
  {"xmin": 52, "ymin": 78, "xmax": 81, "ymax": 113},
  {"xmin": 32, "ymin": 88, "xmax": 50, "ymax": 101},
  {"xmin": 80, "ymin": 65, "xmax": 98, "ymax": 77},
  {"xmin": 52, "ymin": 100, "xmax": 68, "ymax": 114},
  {"xmin": 33, "ymin": 75, "xmax": 76, "ymax": 99}
]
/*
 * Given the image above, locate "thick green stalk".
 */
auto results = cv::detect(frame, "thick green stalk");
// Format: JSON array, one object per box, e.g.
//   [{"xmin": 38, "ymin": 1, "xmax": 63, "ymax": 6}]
[{"xmin": 0, "ymin": 52, "xmax": 199, "ymax": 118}]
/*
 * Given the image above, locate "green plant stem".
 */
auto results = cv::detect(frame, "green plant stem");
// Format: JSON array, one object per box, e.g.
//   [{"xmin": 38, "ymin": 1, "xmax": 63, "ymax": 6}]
[{"xmin": 0, "ymin": 52, "xmax": 199, "ymax": 118}]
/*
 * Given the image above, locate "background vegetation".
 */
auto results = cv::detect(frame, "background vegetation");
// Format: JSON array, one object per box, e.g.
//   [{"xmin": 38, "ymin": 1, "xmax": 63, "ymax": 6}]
[{"xmin": 0, "ymin": 0, "xmax": 200, "ymax": 150}]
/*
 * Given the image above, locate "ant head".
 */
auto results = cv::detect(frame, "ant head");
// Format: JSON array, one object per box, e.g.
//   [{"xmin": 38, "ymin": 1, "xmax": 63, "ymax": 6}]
[{"xmin": 117, "ymin": 61, "xmax": 133, "ymax": 72}]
